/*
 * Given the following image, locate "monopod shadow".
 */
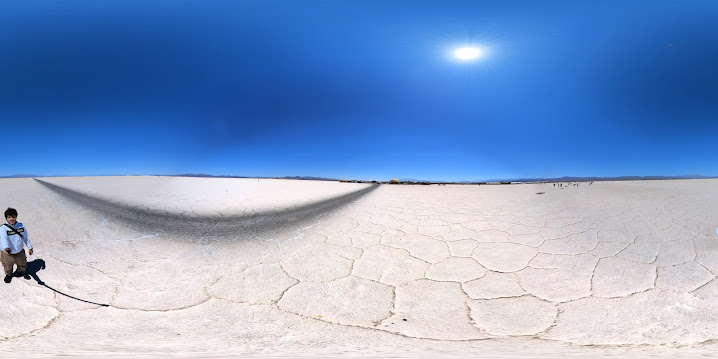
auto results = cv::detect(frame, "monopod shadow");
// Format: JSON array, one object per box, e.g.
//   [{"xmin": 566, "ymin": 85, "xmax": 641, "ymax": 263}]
[{"xmin": 26, "ymin": 259, "xmax": 110, "ymax": 307}]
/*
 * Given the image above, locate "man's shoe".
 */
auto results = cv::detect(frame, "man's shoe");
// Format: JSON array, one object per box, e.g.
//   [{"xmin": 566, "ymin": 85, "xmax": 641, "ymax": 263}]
[{"xmin": 3, "ymin": 275, "xmax": 11, "ymax": 283}]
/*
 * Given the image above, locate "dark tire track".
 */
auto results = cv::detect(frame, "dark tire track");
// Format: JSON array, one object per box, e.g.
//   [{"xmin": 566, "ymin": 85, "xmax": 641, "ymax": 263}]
[{"xmin": 34, "ymin": 178, "xmax": 379, "ymax": 241}]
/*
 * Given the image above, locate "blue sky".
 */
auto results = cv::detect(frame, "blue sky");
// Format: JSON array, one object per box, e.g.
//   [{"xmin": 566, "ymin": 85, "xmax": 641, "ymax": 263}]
[{"xmin": 1, "ymin": 0, "xmax": 717, "ymax": 181}]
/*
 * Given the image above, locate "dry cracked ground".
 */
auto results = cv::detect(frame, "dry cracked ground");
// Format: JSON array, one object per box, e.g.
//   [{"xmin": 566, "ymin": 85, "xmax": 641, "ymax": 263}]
[{"xmin": 2, "ymin": 176, "xmax": 718, "ymax": 358}]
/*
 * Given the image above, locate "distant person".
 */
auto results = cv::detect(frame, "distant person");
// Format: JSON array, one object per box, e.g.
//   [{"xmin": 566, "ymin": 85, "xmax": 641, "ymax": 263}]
[{"xmin": 1, "ymin": 207, "xmax": 34, "ymax": 283}]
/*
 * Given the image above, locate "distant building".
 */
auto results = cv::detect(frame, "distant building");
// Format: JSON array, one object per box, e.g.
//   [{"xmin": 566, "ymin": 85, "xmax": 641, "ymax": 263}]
[{"xmin": 390, "ymin": 179, "xmax": 400, "ymax": 184}]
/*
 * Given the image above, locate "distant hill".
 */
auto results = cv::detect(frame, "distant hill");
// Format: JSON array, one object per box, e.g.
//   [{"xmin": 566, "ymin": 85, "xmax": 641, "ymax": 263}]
[
  {"xmin": 173, "ymin": 174, "xmax": 339, "ymax": 181},
  {"xmin": 478, "ymin": 175, "xmax": 718, "ymax": 183},
  {"xmin": 172, "ymin": 173, "xmax": 250, "ymax": 178},
  {"xmin": 399, "ymin": 178, "xmax": 439, "ymax": 183},
  {"xmin": 278, "ymin": 176, "xmax": 339, "ymax": 181},
  {"xmin": 398, "ymin": 175, "xmax": 718, "ymax": 184},
  {"xmin": 0, "ymin": 174, "xmax": 44, "ymax": 178}
]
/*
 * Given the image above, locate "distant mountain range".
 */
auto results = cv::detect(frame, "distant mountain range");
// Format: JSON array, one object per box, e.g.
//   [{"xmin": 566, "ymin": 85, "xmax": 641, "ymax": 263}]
[
  {"xmin": 170, "ymin": 173, "xmax": 251, "ymax": 179},
  {"xmin": 478, "ymin": 175, "xmax": 718, "ymax": 183},
  {"xmin": 0, "ymin": 174, "xmax": 44, "ymax": 178},
  {"xmin": 0, "ymin": 173, "xmax": 341, "ymax": 181},
  {"xmin": 172, "ymin": 174, "xmax": 340, "ymax": 181},
  {"xmin": 277, "ymin": 175, "xmax": 339, "ymax": 181},
  {"xmin": 402, "ymin": 175, "xmax": 718, "ymax": 183}
]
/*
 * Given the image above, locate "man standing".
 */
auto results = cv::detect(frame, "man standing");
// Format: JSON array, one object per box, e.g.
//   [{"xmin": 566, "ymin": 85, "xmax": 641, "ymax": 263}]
[{"xmin": 1, "ymin": 207, "xmax": 33, "ymax": 283}]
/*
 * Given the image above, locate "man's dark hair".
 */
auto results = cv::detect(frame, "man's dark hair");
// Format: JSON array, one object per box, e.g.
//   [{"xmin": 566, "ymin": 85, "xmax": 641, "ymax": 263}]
[{"xmin": 4, "ymin": 208, "xmax": 18, "ymax": 218}]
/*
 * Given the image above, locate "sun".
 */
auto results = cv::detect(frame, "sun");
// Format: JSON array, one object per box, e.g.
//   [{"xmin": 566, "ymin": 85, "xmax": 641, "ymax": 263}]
[{"xmin": 453, "ymin": 46, "xmax": 484, "ymax": 61}]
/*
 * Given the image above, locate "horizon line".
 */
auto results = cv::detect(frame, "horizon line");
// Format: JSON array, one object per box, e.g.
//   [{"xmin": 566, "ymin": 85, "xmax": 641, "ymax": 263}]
[{"xmin": 2, "ymin": 173, "xmax": 717, "ymax": 183}]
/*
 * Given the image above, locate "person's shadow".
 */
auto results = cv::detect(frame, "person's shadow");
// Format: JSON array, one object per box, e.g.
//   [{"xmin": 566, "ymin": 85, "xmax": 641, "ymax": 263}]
[{"xmin": 26, "ymin": 259, "xmax": 110, "ymax": 307}]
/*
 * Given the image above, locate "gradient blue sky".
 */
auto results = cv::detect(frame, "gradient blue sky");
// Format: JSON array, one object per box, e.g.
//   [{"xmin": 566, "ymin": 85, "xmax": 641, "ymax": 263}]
[{"xmin": 2, "ymin": 1, "xmax": 717, "ymax": 181}]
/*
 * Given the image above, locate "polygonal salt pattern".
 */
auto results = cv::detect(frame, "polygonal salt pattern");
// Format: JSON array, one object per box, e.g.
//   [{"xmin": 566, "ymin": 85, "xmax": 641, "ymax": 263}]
[
  {"xmin": 595, "ymin": 219, "xmax": 626, "ymax": 231},
  {"xmin": 441, "ymin": 224, "xmax": 479, "ymax": 242},
  {"xmin": 542, "ymin": 290, "xmax": 718, "ymax": 345},
  {"xmin": 566, "ymin": 230, "xmax": 598, "ymax": 250},
  {"xmin": 381, "ymin": 233, "xmax": 450, "ymax": 264},
  {"xmin": 656, "ymin": 262, "xmax": 713, "ymax": 292},
  {"xmin": 463, "ymin": 271, "xmax": 526, "ymax": 299},
  {"xmin": 211, "ymin": 263, "xmax": 298, "ymax": 304},
  {"xmin": 112, "ymin": 260, "xmax": 219, "ymax": 311},
  {"xmin": 518, "ymin": 254, "xmax": 598, "ymax": 302},
  {"xmin": 379, "ymin": 279, "xmax": 487, "ymax": 340},
  {"xmin": 368, "ymin": 214, "xmax": 395, "ymax": 226},
  {"xmin": 589, "ymin": 241, "xmax": 630, "ymax": 258},
  {"xmin": 623, "ymin": 221, "xmax": 658, "ymax": 237},
  {"xmin": 509, "ymin": 233, "xmax": 545, "ymax": 247},
  {"xmin": 692, "ymin": 234, "xmax": 718, "ymax": 253},
  {"xmin": 519, "ymin": 216, "xmax": 546, "ymax": 227},
  {"xmin": 417, "ymin": 223, "xmax": 451, "ymax": 237},
  {"xmin": 469, "ymin": 296, "xmax": 557, "ymax": 336},
  {"xmin": 490, "ymin": 221, "xmax": 515, "ymax": 231},
  {"xmin": 474, "ymin": 229, "xmax": 510, "ymax": 243},
  {"xmin": 539, "ymin": 238, "xmax": 586, "ymax": 255},
  {"xmin": 507, "ymin": 224, "xmax": 541, "ymax": 236},
  {"xmin": 352, "ymin": 245, "xmax": 429, "ymax": 286},
  {"xmin": 347, "ymin": 230, "xmax": 382, "ymax": 248},
  {"xmin": 597, "ymin": 229, "xmax": 635, "ymax": 243},
  {"xmin": 560, "ymin": 224, "xmax": 587, "ymax": 236},
  {"xmin": 425, "ymin": 257, "xmax": 487, "ymax": 283},
  {"xmin": 654, "ymin": 239, "xmax": 696, "ymax": 266},
  {"xmin": 592, "ymin": 257, "xmax": 656, "ymax": 298},
  {"xmin": 0, "ymin": 279, "xmax": 59, "ymax": 340},
  {"xmin": 616, "ymin": 242, "xmax": 661, "ymax": 263},
  {"xmin": 439, "ymin": 213, "xmax": 472, "ymax": 224},
  {"xmin": 540, "ymin": 227, "xmax": 566, "ymax": 240},
  {"xmin": 693, "ymin": 277, "xmax": 718, "ymax": 301},
  {"xmin": 281, "ymin": 248, "xmax": 353, "ymax": 282},
  {"xmin": 447, "ymin": 239, "xmax": 480, "ymax": 257},
  {"xmin": 353, "ymin": 220, "xmax": 387, "ymax": 235},
  {"xmin": 387, "ymin": 219, "xmax": 419, "ymax": 234},
  {"xmin": 472, "ymin": 243, "xmax": 537, "ymax": 272},
  {"xmin": 325, "ymin": 231, "xmax": 352, "ymax": 247},
  {"xmin": 278, "ymin": 276, "xmax": 394, "ymax": 327},
  {"xmin": 696, "ymin": 252, "xmax": 718, "ymax": 275},
  {"xmin": 462, "ymin": 220, "xmax": 493, "ymax": 232},
  {"xmin": 659, "ymin": 225, "xmax": 697, "ymax": 242}
]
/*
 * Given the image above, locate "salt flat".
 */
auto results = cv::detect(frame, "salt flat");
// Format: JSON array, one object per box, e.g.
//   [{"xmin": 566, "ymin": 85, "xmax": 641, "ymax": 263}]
[{"xmin": 2, "ymin": 176, "xmax": 718, "ymax": 358}]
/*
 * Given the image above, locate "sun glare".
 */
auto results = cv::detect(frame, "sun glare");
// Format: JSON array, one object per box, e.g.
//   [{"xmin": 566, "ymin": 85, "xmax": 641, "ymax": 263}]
[{"xmin": 453, "ymin": 46, "xmax": 484, "ymax": 61}]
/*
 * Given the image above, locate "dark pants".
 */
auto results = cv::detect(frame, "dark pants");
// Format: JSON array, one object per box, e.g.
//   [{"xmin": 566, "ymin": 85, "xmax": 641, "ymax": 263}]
[{"xmin": 1, "ymin": 249, "xmax": 27, "ymax": 276}]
